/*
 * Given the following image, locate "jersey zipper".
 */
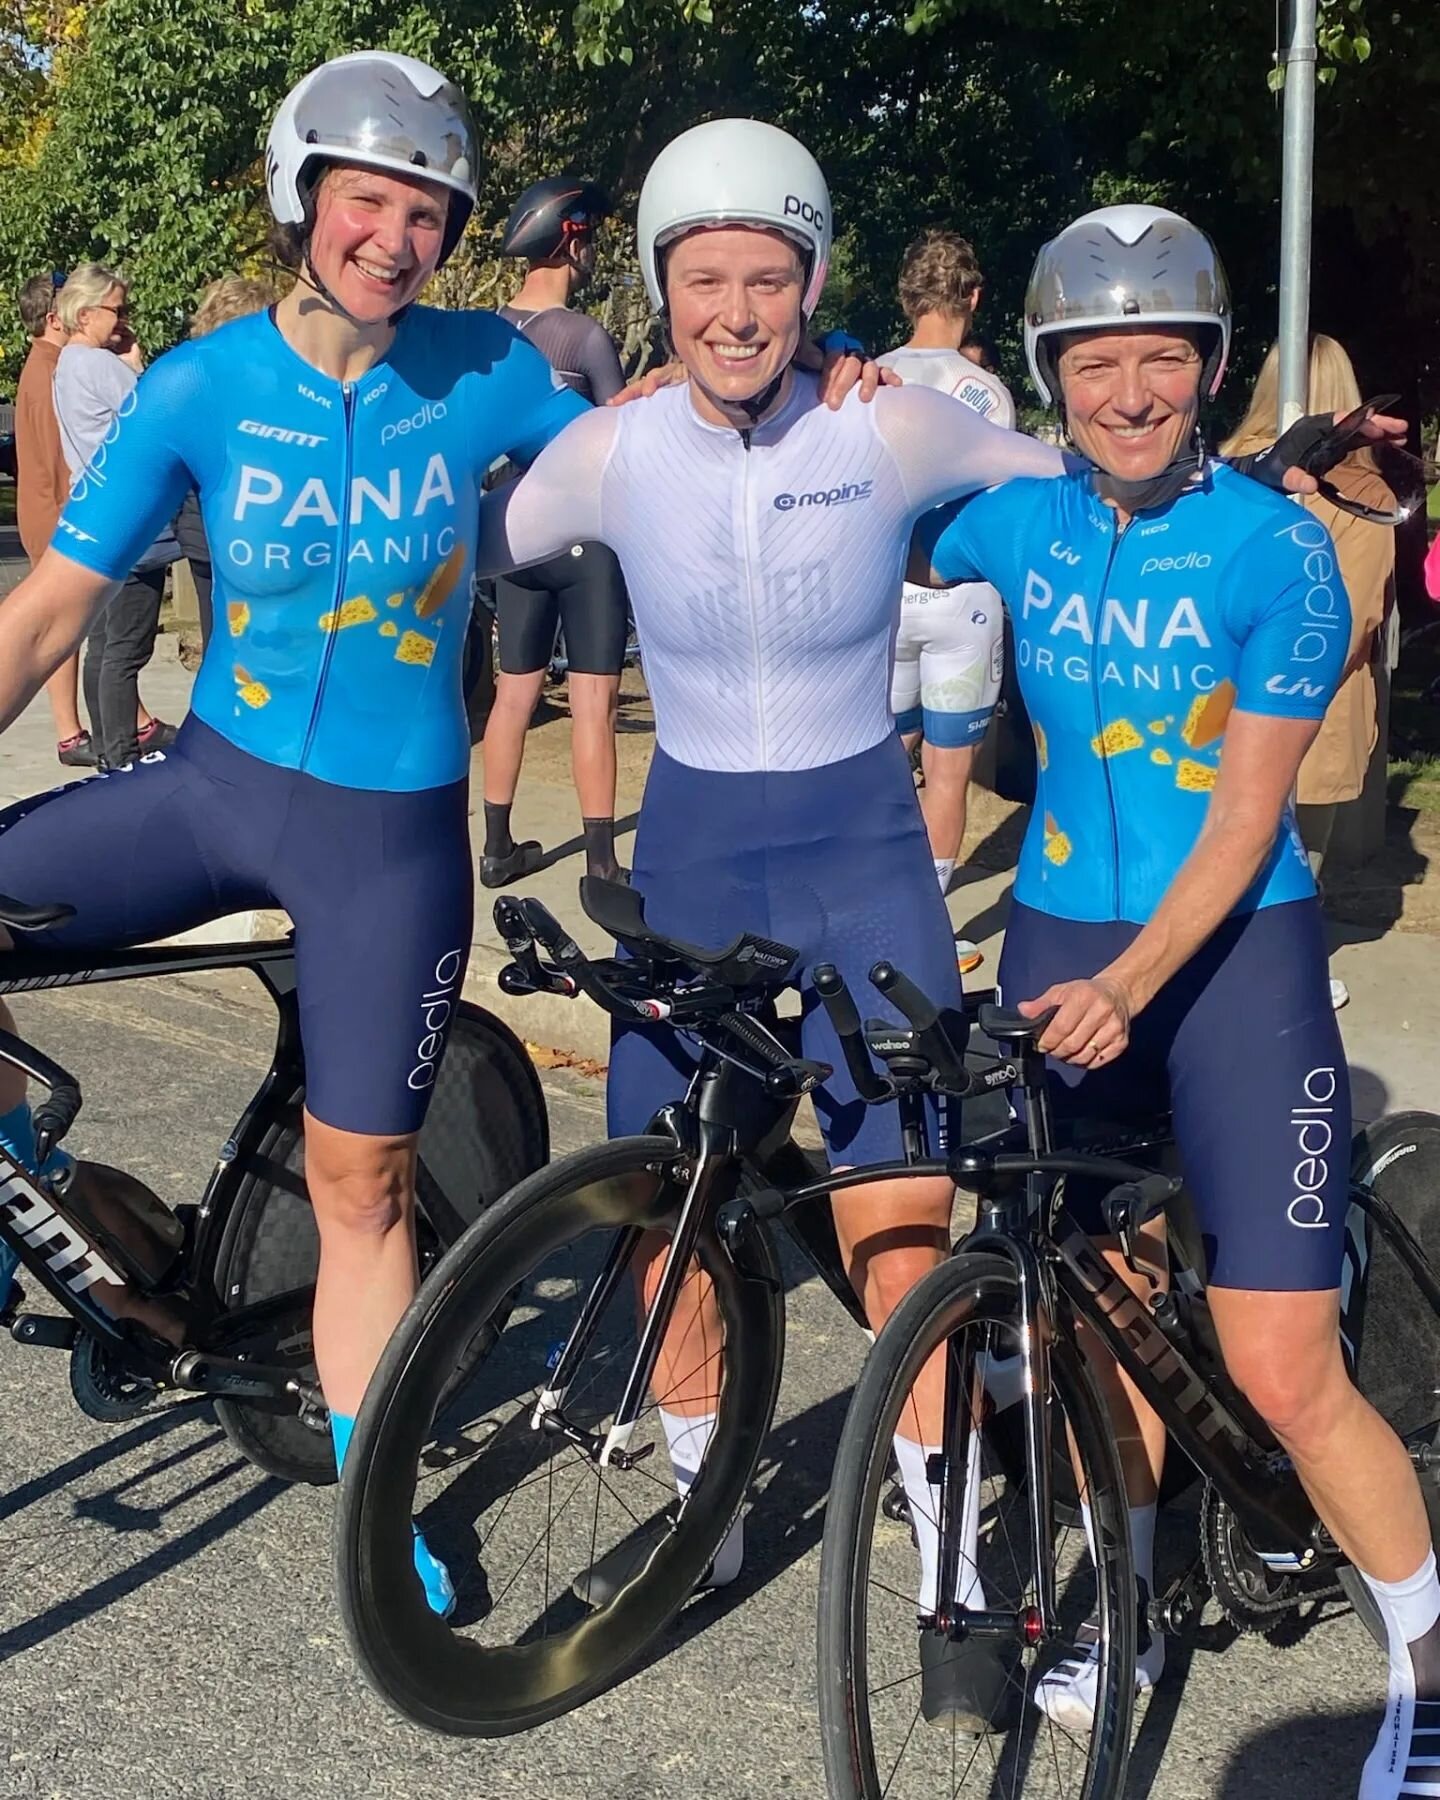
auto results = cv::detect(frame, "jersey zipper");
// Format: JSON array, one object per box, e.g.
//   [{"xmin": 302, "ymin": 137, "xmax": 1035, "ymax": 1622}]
[
  {"xmin": 299, "ymin": 379, "xmax": 356, "ymax": 772},
  {"xmin": 737, "ymin": 428, "xmax": 768, "ymax": 765},
  {"xmin": 1092, "ymin": 510, "xmax": 1125, "ymax": 915}
]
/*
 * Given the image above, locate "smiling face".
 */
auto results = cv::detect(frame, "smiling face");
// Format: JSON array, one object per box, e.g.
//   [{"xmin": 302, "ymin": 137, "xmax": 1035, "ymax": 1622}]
[
  {"xmin": 664, "ymin": 226, "xmax": 806, "ymax": 423},
  {"xmin": 306, "ymin": 165, "xmax": 451, "ymax": 323},
  {"xmin": 1056, "ymin": 326, "xmax": 1205, "ymax": 481}
]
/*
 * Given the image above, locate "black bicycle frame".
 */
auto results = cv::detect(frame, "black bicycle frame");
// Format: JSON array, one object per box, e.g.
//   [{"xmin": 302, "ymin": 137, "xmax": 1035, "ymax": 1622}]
[{"xmin": 0, "ymin": 934, "xmax": 309, "ymax": 1381}]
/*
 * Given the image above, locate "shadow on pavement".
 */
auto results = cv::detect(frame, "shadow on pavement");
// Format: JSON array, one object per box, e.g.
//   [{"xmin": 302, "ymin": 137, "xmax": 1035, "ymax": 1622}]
[
  {"xmin": 1206, "ymin": 1704, "xmax": 1376, "ymax": 1799},
  {"xmin": 538, "ymin": 809, "xmax": 642, "ymax": 873},
  {"xmin": 0, "ymin": 1402, "xmax": 285, "ymax": 1663}
]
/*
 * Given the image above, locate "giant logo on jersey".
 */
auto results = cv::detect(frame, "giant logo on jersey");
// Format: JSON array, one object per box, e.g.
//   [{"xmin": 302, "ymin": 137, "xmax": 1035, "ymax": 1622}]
[{"xmin": 225, "ymin": 452, "xmax": 457, "ymax": 573}]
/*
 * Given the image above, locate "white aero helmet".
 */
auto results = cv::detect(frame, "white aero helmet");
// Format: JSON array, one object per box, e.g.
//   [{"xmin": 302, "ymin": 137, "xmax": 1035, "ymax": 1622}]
[
  {"xmin": 266, "ymin": 51, "xmax": 479, "ymax": 266},
  {"xmin": 1024, "ymin": 204, "xmax": 1232, "ymax": 407},
  {"xmin": 636, "ymin": 118, "xmax": 831, "ymax": 318}
]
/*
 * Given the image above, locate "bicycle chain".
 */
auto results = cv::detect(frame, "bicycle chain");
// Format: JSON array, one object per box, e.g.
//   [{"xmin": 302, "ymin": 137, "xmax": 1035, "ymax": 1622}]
[{"xmin": 1198, "ymin": 1479, "xmax": 1344, "ymax": 1632}]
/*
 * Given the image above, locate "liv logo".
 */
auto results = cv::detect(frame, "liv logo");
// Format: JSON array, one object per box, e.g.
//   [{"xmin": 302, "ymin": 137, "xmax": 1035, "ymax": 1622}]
[{"xmin": 0, "ymin": 1170, "xmax": 123, "ymax": 1293}]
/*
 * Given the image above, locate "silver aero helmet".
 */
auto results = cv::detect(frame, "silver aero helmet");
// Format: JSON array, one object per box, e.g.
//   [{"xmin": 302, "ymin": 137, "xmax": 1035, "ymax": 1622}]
[
  {"xmin": 1024, "ymin": 204, "xmax": 1231, "ymax": 408},
  {"xmin": 636, "ymin": 118, "xmax": 831, "ymax": 318},
  {"xmin": 266, "ymin": 51, "xmax": 479, "ymax": 267}
]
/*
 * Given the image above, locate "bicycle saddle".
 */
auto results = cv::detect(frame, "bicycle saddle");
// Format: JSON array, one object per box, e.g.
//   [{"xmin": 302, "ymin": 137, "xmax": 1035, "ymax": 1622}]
[
  {"xmin": 977, "ymin": 1002, "xmax": 1057, "ymax": 1046},
  {"xmin": 579, "ymin": 877, "xmax": 799, "ymax": 990},
  {"xmin": 0, "ymin": 893, "xmax": 75, "ymax": 932}
]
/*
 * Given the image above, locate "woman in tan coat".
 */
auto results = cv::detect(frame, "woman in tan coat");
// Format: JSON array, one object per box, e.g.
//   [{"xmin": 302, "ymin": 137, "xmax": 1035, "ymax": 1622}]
[{"xmin": 1223, "ymin": 335, "xmax": 1396, "ymax": 1008}]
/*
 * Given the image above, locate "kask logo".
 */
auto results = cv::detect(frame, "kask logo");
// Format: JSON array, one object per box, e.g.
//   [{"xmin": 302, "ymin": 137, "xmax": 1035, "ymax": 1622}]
[{"xmin": 774, "ymin": 479, "xmax": 873, "ymax": 512}]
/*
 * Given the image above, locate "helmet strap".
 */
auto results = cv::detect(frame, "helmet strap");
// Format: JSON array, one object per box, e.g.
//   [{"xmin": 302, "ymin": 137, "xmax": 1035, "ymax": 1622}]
[{"xmin": 1088, "ymin": 424, "xmax": 1209, "ymax": 514}]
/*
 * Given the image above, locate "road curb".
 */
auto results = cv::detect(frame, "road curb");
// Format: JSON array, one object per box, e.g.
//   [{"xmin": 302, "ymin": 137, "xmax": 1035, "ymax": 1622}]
[{"xmin": 461, "ymin": 939, "xmax": 611, "ymax": 1067}]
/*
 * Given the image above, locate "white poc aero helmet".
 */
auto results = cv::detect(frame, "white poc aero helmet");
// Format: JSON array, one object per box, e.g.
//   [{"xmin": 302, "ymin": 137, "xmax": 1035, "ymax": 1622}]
[
  {"xmin": 1024, "ymin": 204, "xmax": 1232, "ymax": 408},
  {"xmin": 266, "ymin": 51, "xmax": 479, "ymax": 267},
  {"xmin": 636, "ymin": 118, "xmax": 831, "ymax": 318}
]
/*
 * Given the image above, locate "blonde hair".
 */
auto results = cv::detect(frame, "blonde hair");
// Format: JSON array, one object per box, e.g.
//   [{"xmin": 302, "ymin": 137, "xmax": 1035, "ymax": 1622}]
[
  {"xmin": 190, "ymin": 274, "xmax": 277, "ymax": 338},
  {"xmin": 1221, "ymin": 334, "xmax": 1376, "ymax": 471},
  {"xmin": 56, "ymin": 262, "xmax": 126, "ymax": 332},
  {"xmin": 897, "ymin": 230, "xmax": 983, "ymax": 324}
]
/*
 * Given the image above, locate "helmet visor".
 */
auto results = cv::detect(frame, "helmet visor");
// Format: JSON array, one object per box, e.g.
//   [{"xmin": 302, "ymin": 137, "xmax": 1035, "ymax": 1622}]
[
  {"xmin": 1027, "ymin": 226, "xmax": 1228, "ymax": 333},
  {"xmin": 292, "ymin": 63, "xmax": 476, "ymax": 195}
]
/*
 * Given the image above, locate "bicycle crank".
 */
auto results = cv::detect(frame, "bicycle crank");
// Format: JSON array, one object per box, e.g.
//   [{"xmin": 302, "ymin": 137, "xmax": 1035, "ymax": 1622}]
[{"xmin": 1199, "ymin": 1479, "xmax": 1343, "ymax": 1631}]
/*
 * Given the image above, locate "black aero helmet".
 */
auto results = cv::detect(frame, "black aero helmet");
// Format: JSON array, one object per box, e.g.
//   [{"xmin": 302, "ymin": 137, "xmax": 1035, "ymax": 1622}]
[{"xmin": 500, "ymin": 175, "xmax": 611, "ymax": 260}]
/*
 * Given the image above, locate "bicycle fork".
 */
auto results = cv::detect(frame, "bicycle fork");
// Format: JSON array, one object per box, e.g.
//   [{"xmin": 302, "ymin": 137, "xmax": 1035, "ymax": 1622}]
[
  {"xmin": 530, "ymin": 1118, "xmax": 738, "ymax": 1472},
  {"xmin": 941, "ymin": 1223, "xmax": 1060, "ymax": 1641}
]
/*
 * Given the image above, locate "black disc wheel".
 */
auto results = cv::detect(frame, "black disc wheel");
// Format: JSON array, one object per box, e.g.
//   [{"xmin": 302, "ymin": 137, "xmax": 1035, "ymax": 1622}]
[
  {"xmin": 1338, "ymin": 1113, "xmax": 1440, "ymax": 1648},
  {"xmin": 211, "ymin": 1005, "xmax": 548, "ymax": 1486},
  {"xmin": 819, "ymin": 1252, "xmax": 1134, "ymax": 1800},
  {"xmin": 335, "ymin": 1135, "xmax": 784, "ymax": 1736}
]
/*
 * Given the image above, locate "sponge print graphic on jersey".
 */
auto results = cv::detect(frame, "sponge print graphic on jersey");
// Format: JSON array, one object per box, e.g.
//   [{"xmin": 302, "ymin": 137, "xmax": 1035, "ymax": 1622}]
[
  {"xmin": 928, "ymin": 462, "xmax": 1349, "ymax": 923},
  {"xmin": 53, "ymin": 305, "xmax": 585, "ymax": 792}
]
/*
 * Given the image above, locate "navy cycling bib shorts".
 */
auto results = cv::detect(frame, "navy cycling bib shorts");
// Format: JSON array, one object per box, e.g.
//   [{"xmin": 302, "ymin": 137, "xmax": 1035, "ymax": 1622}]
[
  {"xmin": 0, "ymin": 722, "xmax": 471, "ymax": 1135},
  {"xmin": 1000, "ymin": 899, "xmax": 1349, "ymax": 1293}
]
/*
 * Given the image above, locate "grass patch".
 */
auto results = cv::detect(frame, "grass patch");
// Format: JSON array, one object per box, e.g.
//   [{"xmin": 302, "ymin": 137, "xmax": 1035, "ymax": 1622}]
[{"xmin": 0, "ymin": 481, "xmax": 14, "ymax": 529}]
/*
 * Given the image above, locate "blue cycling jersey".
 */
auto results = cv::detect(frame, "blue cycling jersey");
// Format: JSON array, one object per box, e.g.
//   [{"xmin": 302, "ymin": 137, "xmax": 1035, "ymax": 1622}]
[
  {"xmin": 54, "ymin": 307, "xmax": 587, "ymax": 791},
  {"xmin": 927, "ymin": 463, "xmax": 1350, "ymax": 923}
]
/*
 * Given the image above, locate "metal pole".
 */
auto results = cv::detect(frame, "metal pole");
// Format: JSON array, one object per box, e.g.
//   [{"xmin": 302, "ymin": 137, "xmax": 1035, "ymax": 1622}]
[{"xmin": 1277, "ymin": 0, "xmax": 1318, "ymax": 430}]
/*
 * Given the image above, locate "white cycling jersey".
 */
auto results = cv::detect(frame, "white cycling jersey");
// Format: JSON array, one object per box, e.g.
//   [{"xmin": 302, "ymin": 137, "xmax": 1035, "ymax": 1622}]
[
  {"xmin": 476, "ymin": 373, "xmax": 1064, "ymax": 773},
  {"xmin": 876, "ymin": 347, "xmax": 1016, "ymax": 429},
  {"xmin": 877, "ymin": 347, "xmax": 1016, "ymax": 744}
]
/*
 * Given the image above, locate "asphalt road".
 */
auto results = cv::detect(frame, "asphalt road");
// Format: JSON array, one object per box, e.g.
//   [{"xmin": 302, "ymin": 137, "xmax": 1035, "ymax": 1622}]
[{"xmin": 0, "ymin": 968, "xmax": 1392, "ymax": 1800}]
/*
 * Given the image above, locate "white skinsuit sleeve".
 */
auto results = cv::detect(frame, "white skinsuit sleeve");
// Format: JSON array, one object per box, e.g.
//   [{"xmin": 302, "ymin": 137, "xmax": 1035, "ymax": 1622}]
[
  {"xmin": 474, "ymin": 405, "xmax": 619, "ymax": 576},
  {"xmin": 874, "ymin": 383, "xmax": 1073, "ymax": 514}
]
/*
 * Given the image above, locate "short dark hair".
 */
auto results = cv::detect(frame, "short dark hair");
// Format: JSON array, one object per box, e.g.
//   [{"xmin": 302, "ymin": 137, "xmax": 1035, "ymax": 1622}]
[{"xmin": 18, "ymin": 272, "xmax": 59, "ymax": 338}]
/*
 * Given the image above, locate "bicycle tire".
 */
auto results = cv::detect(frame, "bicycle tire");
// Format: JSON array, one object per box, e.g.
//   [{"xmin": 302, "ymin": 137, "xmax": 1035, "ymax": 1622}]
[
  {"xmin": 335, "ymin": 1133, "xmax": 785, "ymax": 1736},
  {"xmin": 211, "ymin": 1004, "xmax": 548, "ymax": 1485},
  {"xmin": 1339, "ymin": 1112, "xmax": 1440, "ymax": 1650},
  {"xmin": 819, "ymin": 1251, "xmax": 1134, "ymax": 1800}
]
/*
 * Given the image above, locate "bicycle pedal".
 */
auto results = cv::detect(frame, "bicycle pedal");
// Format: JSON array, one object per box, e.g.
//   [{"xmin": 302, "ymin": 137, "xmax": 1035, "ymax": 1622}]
[{"xmin": 1149, "ymin": 1557, "xmax": 1209, "ymax": 1638}]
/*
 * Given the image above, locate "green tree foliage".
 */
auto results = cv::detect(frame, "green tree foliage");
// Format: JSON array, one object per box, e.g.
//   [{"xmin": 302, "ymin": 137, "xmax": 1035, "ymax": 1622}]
[{"xmin": 0, "ymin": 0, "xmax": 1434, "ymax": 432}]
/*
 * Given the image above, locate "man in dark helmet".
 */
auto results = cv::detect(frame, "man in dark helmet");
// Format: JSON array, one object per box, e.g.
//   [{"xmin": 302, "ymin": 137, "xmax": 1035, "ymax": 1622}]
[{"xmin": 479, "ymin": 174, "xmax": 634, "ymax": 888}]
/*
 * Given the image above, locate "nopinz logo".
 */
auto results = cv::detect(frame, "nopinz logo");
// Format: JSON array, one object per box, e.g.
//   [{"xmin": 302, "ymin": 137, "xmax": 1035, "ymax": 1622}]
[
  {"xmin": 407, "ymin": 948, "xmax": 465, "ymax": 1092},
  {"xmin": 774, "ymin": 479, "xmax": 873, "ymax": 512},
  {"xmin": 0, "ymin": 1170, "xmax": 123, "ymax": 1294}
]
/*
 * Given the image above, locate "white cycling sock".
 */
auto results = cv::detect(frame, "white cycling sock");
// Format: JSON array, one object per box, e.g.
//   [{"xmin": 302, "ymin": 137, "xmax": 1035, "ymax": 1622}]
[
  {"xmin": 1035, "ymin": 1500, "xmax": 1164, "ymax": 1729},
  {"xmin": 1359, "ymin": 1549, "xmax": 1440, "ymax": 1798},
  {"xmin": 934, "ymin": 858, "xmax": 956, "ymax": 893},
  {"xmin": 657, "ymin": 1407, "xmax": 744, "ymax": 1586},
  {"xmin": 892, "ymin": 1433, "xmax": 986, "ymax": 1618}
]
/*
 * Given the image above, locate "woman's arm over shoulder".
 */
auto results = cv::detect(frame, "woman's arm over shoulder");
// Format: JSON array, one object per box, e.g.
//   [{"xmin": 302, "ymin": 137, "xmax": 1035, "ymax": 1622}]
[
  {"xmin": 872, "ymin": 382, "xmax": 1070, "ymax": 512},
  {"xmin": 475, "ymin": 404, "xmax": 620, "ymax": 575}
]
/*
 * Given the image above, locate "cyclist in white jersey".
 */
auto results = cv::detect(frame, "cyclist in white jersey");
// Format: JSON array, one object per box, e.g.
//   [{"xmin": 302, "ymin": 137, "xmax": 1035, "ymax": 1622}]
[
  {"xmin": 475, "ymin": 117, "xmax": 1071, "ymax": 1721},
  {"xmin": 878, "ymin": 232, "xmax": 1016, "ymax": 964}
]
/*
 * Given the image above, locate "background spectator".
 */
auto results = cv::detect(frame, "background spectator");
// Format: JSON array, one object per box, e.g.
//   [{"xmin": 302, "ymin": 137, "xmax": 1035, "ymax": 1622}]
[
  {"xmin": 177, "ymin": 274, "xmax": 278, "ymax": 648},
  {"xmin": 53, "ymin": 262, "xmax": 179, "ymax": 770},
  {"xmin": 14, "ymin": 272, "xmax": 93, "ymax": 766},
  {"xmin": 1223, "ymin": 334, "xmax": 1398, "ymax": 1009}
]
